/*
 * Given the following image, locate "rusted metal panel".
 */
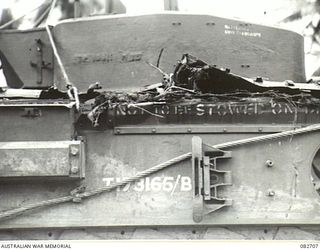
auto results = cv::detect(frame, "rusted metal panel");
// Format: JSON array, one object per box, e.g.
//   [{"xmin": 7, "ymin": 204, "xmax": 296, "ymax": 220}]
[
  {"xmin": 0, "ymin": 140, "xmax": 85, "ymax": 180},
  {"xmin": 53, "ymin": 14, "xmax": 305, "ymax": 91}
]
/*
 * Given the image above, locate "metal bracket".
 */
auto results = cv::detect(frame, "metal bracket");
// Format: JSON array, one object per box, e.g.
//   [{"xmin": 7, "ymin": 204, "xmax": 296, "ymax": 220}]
[
  {"xmin": 192, "ymin": 136, "xmax": 232, "ymax": 223},
  {"xmin": 29, "ymin": 39, "xmax": 52, "ymax": 85},
  {"xmin": 0, "ymin": 140, "xmax": 85, "ymax": 180}
]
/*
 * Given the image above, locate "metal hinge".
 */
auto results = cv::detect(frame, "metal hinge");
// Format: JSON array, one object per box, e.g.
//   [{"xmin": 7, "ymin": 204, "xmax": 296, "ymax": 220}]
[{"xmin": 192, "ymin": 136, "xmax": 232, "ymax": 222}]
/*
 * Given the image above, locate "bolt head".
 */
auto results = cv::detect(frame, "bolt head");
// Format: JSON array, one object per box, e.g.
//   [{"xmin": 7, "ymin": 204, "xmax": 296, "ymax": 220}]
[
  {"xmin": 267, "ymin": 189, "xmax": 275, "ymax": 197},
  {"xmin": 265, "ymin": 160, "xmax": 274, "ymax": 167},
  {"xmin": 70, "ymin": 146, "xmax": 79, "ymax": 156},
  {"xmin": 71, "ymin": 166, "xmax": 79, "ymax": 174}
]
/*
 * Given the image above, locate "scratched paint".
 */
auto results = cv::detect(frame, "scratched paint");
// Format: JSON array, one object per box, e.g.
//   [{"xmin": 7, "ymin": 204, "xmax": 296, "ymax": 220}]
[{"xmin": 72, "ymin": 51, "xmax": 143, "ymax": 64}]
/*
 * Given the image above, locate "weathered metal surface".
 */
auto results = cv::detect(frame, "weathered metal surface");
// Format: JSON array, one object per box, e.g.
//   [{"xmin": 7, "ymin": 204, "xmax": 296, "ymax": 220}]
[
  {"xmin": 0, "ymin": 101, "xmax": 82, "ymax": 181},
  {"xmin": 1, "ymin": 226, "xmax": 320, "ymax": 240},
  {"xmin": 0, "ymin": 140, "xmax": 85, "ymax": 180},
  {"xmin": 0, "ymin": 130, "xmax": 320, "ymax": 228},
  {"xmin": 113, "ymin": 125, "xmax": 302, "ymax": 134},
  {"xmin": 0, "ymin": 100, "xmax": 75, "ymax": 142},
  {"xmin": 0, "ymin": 12, "xmax": 317, "ymax": 237},
  {"xmin": 52, "ymin": 14, "xmax": 305, "ymax": 91},
  {"xmin": 0, "ymin": 28, "xmax": 53, "ymax": 88},
  {"xmin": 111, "ymin": 100, "xmax": 320, "ymax": 127}
]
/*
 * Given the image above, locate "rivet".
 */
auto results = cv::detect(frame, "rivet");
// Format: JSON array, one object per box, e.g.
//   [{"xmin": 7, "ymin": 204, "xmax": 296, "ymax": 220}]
[
  {"xmin": 267, "ymin": 189, "xmax": 275, "ymax": 197},
  {"xmin": 265, "ymin": 160, "xmax": 274, "ymax": 167},
  {"xmin": 187, "ymin": 128, "xmax": 192, "ymax": 133},
  {"xmin": 241, "ymin": 64, "xmax": 250, "ymax": 68},
  {"xmin": 258, "ymin": 127, "xmax": 263, "ymax": 132},
  {"xmin": 223, "ymin": 128, "xmax": 227, "ymax": 132},
  {"xmin": 116, "ymin": 128, "xmax": 121, "ymax": 134},
  {"xmin": 152, "ymin": 128, "xmax": 157, "ymax": 133}
]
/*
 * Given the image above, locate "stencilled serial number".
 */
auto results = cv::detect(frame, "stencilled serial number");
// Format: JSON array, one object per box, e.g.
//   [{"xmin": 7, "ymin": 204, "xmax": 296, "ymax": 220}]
[
  {"xmin": 224, "ymin": 24, "xmax": 261, "ymax": 37},
  {"xmin": 102, "ymin": 175, "xmax": 192, "ymax": 195}
]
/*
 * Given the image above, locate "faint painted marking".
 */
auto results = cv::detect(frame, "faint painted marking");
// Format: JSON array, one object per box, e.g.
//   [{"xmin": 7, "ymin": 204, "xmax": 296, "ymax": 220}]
[
  {"xmin": 170, "ymin": 174, "xmax": 181, "ymax": 196},
  {"xmin": 102, "ymin": 176, "xmax": 192, "ymax": 193},
  {"xmin": 224, "ymin": 24, "xmax": 261, "ymax": 37}
]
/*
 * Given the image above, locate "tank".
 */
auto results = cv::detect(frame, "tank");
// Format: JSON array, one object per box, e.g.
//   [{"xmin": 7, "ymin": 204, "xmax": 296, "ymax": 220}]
[{"xmin": 1, "ymin": 3, "xmax": 320, "ymax": 241}]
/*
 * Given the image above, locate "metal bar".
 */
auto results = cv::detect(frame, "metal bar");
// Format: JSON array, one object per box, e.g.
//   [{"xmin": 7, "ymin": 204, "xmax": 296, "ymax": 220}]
[
  {"xmin": 106, "ymin": 0, "xmax": 114, "ymax": 14},
  {"xmin": 0, "ymin": 103, "xmax": 75, "ymax": 108},
  {"xmin": 74, "ymin": 0, "xmax": 81, "ymax": 18},
  {"xmin": 203, "ymin": 156, "xmax": 211, "ymax": 200},
  {"xmin": 0, "ymin": 141, "xmax": 80, "ymax": 149},
  {"xmin": 33, "ymin": 3, "xmax": 52, "ymax": 28},
  {"xmin": 35, "ymin": 39, "xmax": 43, "ymax": 85},
  {"xmin": 114, "ymin": 125, "xmax": 302, "ymax": 134},
  {"xmin": 45, "ymin": 0, "xmax": 73, "ymax": 89},
  {"xmin": 0, "ymin": 89, "xmax": 42, "ymax": 98},
  {"xmin": 0, "ymin": 140, "xmax": 84, "ymax": 179},
  {"xmin": 192, "ymin": 136, "xmax": 204, "ymax": 223},
  {"xmin": 45, "ymin": 25, "xmax": 72, "ymax": 88}
]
